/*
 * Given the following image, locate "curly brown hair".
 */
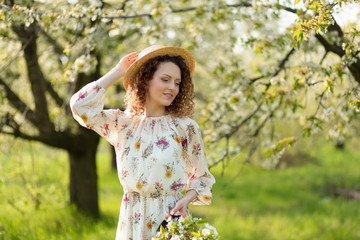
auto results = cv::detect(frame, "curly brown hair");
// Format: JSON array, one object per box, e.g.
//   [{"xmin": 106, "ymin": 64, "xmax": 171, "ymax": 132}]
[{"xmin": 125, "ymin": 55, "xmax": 195, "ymax": 119}]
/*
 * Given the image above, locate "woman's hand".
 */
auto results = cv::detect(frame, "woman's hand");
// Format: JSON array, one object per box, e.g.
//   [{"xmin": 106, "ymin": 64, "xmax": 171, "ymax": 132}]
[
  {"xmin": 94, "ymin": 52, "xmax": 138, "ymax": 90},
  {"xmin": 114, "ymin": 52, "xmax": 138, "ymax": 76},
  {"xmin": 167, "ymin": 189, "xmax": 198, "ymax": 218},
  {"xmin": 168, "ymin": 197, "xmax": 189, "ymax": 218}
]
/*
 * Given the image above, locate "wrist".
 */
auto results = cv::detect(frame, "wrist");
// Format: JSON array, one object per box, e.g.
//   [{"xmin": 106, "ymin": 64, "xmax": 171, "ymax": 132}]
[
  {"xmin": 111, "ymin": 67, "xmax": 125, "ymax": 79},
  {"xmin": 96, "ymin": 68, "xmax": 124, "ymax": 90},
  {"xmin": 184, "ymin": 189, "xmax": 198, "ymax": 204}
]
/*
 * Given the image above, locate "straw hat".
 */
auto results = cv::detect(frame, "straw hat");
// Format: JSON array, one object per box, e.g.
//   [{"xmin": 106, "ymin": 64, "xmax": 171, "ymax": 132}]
[{"xmin": 123, "ymin": 45, "xmax": 195, "ymax": 90}]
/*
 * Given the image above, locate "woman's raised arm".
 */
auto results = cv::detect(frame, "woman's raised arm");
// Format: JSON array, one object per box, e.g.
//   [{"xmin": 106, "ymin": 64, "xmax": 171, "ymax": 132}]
[{"xmin": 96, "ymin": 52, "xmax": 138, "ymax": 89}]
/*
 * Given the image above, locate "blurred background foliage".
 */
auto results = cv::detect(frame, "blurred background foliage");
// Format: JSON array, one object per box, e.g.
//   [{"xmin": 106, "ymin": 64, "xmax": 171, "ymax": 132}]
[{"xmin": 0, "ymin": 0, "xmax": 360, "ymax": 239}]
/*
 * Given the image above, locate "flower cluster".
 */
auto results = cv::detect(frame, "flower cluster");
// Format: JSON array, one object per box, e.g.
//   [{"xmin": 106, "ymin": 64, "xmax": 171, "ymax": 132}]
[
  {"xmin": 155, "ymin": 182, "xmax": 164, "ymax": 190},
  {"xmin": 152, "ymin": 217, "xmax": 219, "ymax": 240}
]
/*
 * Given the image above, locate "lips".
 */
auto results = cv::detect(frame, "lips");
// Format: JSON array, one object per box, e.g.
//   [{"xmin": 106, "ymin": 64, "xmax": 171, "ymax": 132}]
[{"xmin": 163, "ymin": 93, "xmax": 174, "ymax": 98}]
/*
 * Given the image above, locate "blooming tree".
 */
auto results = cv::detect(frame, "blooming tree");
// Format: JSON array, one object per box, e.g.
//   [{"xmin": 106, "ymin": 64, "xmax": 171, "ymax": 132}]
[{"xmin": 0, "ymin": 0, "xmax": 359, "ymax": 215}]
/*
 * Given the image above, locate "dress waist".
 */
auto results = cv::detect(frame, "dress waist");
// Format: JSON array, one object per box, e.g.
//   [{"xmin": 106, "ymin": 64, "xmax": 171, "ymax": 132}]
[{"xmin": 124, "ymin": 190, "xmax": 182, "ymax": 199}]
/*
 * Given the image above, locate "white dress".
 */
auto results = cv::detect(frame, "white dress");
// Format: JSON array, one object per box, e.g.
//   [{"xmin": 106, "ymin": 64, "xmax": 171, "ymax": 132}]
[{"xmin": 70, "ymin": 82, "xmax": 215, "ymax": 240}]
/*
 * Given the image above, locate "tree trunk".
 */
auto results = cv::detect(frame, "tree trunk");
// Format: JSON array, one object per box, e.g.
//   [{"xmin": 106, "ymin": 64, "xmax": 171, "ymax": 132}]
[{"xmin": 68, "ymin": 132, "xmax": 100, "ymax": 217}]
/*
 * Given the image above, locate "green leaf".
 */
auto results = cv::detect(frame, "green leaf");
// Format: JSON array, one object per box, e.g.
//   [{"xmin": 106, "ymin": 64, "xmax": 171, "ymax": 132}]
[
  {"xmin": 265, "ymin": 149, "xmax": 272, "ymax": 158},
  {"xmin": 292, "ymin": 29, "xmax": 301, "ymax": 40},
  {"xmin": 197, "ymin": 220, "xmax": 207, "ymax": 224},
  {"xmin": 160, "ymin": 225, "xmax": 165, "ymax": 235},
  {"xmin": 191, "ymin": 231, "xmax": 201, "ymax": 237},
  {"xmin": 348, "ymin": 99, "xmax": 360, "ymax": 109},
  {"xmin": 298, "ymin": 32, "xmax": 304, "ymax": 41}
]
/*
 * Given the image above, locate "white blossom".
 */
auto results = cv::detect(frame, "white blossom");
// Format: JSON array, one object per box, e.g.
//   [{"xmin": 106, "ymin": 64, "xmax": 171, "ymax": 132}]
[
  {"xmin": 270, "ymin": 76, "xmax": 279, "ymax": 85},
  {"xmin": 205, "ymin": 223, "xmax": 219, "ymax": 236},
  {"xmin": 202, "ymin": 228, "xmax": 211, "ymax": 236}
]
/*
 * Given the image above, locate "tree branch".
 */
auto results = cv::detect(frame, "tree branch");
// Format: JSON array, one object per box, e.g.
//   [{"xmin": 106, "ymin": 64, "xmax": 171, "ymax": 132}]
[
  {"xmin": 102, "ymin": 12, "xmax": 151, "ymax": 19},
  {"xmin": 315, "ymin": 34, "xmax": 345, "ymax": 56},
  {"xmin": 209, "ymin": 47, "xmax": 295, "ymax": 141},
  {"xmin": 0, "ymin": 32, "xmax": 34, "ymax": 75},
  {"xmin": 222, "ymin": 140, "xmax": 258, "ymax": 189},
  {"xmin": 41, "ymin": 30, "xmax": 64, "ymax": 56},
  {"xmin": 40, "ymin": 30, "xmax": 67, "ymax": 71},
  {"xmin": 228, "ymin": 101, "xmax": 264, "ymax": 138},
  {"xmin": 208, "ymin": 145, "xmax": 230, "ymax": 170},
  {"xmin": 328, "ymin": 16, "xmax": 344, "ymax": 38},
  {"xmin": 120, "ymin": 0, "xmax": 130, "ymax": 10},
  {"xmin": 44, "ymin": 79, "xmax": 71, "ymax": 115},
  {"xmin": 274, "ymin": 48, "xmax": 296, "ymax": 76},
  {"xmin": 316, "ymin": 32, "xmax": 360, "ymax": 83},
  {"xmin": 249, "ymin": 74, "xmax": 266, "ymax": 84},
  {"xmin": 3, "ymin": 1, "xmax": 255, "ymax": 21},
  {"xmin": 319, "ymin": 50, "xmax": 329, "ymax": 65},
  {"xmin": 347, "ymin": 71, "xmax": 359, "ymax": 98},
  {"xmin": 1, "ymin": 122, "xmax": 79, "ymax": 151},
  {"xmin": 1, "ymin": 129, "xmax": 43, "ymax": 142},
  {"xmin": 250, "ymin": 47, "xmax": 296, "ymax": 85},
  {"xmin": 314, "ymin": 91, "xmax": 325, "ymax": 116},
  {"xmin": 0, "ymin": 78, "xmax": 38, "ymax": 126},
  {"xmin": 277, "ymin": 1, "xmax": 360, "ymax": 82},
  {"xmin": 250, "ymin": 110, "xmax": 273, "ymax": 138},
  {"xmin": 30, "ymin": 31, "xmax": 69, "ymax": 110},
  {"xmin": 0, "ymin": 113, "xmax": 45, "ymax": 144},
  {"xmin": 12, "ymin": 22, "xmax": 55, "ymax": 134},
  {"xmin": 101, "ymin": 2, "xmax": 253, "ymax": 19},
  {"xmin": 276, "ymin": 3, "xmax": 297, "ymax": 14}
]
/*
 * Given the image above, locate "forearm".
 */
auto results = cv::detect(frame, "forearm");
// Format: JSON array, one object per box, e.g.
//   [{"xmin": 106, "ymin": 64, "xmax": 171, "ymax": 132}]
[
  {"xmin": 169, "ymin": 189, "xmax": 198, "ymax": 217},
  {"xmin": 95, "ymin": 68, "xmax": 123, "ymax": 90},
  {"xmin": 183, "ymin": 189, "xmax": 198, "ymax": 204}
]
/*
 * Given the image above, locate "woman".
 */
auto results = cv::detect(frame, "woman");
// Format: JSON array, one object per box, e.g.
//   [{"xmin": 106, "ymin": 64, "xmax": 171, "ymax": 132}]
[{"xmin": 70, "ymin": 45, "xmax": 215, "ymax": 239}]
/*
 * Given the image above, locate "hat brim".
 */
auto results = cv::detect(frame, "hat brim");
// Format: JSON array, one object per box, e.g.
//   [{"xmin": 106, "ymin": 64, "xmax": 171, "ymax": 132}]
[{"xmin": 123, "ymin": 46, "xmax": 195, "ymax": 90}]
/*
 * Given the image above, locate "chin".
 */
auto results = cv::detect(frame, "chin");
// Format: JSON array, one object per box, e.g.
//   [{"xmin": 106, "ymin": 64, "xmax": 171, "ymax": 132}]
[{"xmin": 161, "ymin": 100, "xmax": 174, "ymax": 107}]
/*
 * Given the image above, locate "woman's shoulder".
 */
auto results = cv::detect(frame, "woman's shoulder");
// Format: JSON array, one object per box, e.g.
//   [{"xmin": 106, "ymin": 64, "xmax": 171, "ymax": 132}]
[
  {"xmin": 175, "ymin": 115, "xmax": 196, "ymax": 123},
  {"xmin": 113, "ymin": 109, "xmax": 133, "ymax": 122},
  {"xmin": 172, "ymin": 115, "xmax": 200, "ymax": 130}
]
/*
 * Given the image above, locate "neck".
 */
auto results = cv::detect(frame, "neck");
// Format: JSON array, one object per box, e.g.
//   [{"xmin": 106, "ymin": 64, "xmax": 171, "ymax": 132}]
[{"xmin": 145, "ymin": 101, "xmax": 166, "ymax": 117}]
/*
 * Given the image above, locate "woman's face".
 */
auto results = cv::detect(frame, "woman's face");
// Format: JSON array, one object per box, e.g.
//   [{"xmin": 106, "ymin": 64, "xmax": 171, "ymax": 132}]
[{"xmin": 146, "ymin": 61, "xmax": 181, "ymax": 109}]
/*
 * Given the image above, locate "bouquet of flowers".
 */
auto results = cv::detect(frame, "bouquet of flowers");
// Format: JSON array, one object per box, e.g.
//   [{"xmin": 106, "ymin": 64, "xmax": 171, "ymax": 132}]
[{"xmin": 152, "ymin": 216, "xmax": 220, "ymax": 240}]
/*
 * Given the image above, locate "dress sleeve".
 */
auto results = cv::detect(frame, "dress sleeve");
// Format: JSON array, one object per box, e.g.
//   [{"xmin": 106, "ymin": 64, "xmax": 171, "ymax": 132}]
[
  {"xmin": 183, "ymin": 119, "xmax": 216, "ymax": 205},
  {"xmin": 70, "ymin": 82, "xmax": 120, "ymax": 146}
]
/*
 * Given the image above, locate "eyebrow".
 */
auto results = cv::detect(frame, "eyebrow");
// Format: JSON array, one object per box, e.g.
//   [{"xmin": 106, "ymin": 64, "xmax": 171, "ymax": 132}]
[{"xmin": 162, "ymin": 74, "xmax": 181, "ymax": 81}]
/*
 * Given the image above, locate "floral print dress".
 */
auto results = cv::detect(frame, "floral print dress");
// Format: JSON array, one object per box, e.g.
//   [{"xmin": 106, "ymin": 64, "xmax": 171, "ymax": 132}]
[{"xmin": 70, "ymin": 82, "xmax": 215, "ymax": 240}]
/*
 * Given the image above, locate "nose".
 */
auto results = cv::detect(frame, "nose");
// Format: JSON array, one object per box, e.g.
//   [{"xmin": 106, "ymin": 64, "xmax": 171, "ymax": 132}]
[{"xmin": 168, "ymin": 81, "xmax": 177, "ymax": 91}]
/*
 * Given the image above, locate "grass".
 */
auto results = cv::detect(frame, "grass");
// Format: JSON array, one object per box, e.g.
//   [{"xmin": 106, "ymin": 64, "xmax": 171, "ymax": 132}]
[{"xmin": 0, "ymin": 137, "xmax": 360, "ymax": 240}]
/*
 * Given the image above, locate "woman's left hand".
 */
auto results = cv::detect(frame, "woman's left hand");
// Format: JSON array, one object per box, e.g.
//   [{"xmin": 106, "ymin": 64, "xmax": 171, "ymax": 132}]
[
  {"xmin": 167, "ymin": 189, "xmax": 198, "ymax": 218},
  {"xmin": 168, "ymin": 197, "xmax": 189, "ymax": 218}
]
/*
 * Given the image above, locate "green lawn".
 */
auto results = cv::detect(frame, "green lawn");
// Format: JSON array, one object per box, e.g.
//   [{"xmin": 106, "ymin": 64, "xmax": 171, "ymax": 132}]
[{"xmin": 0, "ymin": 138, "xmax": 359, "ymax": 240}]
